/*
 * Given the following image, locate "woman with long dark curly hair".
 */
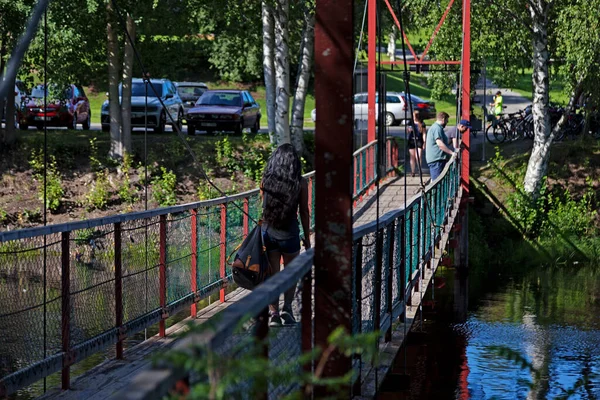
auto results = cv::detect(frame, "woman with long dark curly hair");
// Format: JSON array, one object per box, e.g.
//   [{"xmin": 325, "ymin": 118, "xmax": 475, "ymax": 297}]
[{"xmin": 261, "ymin": 143, "xmax": 311, "ymax": 327}]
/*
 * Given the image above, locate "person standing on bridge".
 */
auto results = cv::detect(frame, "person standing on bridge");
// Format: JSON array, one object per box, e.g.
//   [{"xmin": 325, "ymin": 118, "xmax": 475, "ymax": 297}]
[
  {"xmin": 407, "ymin": 110, "xmax": 426, "ymax": 177},
  {"xmin": 261, "ymin": 143, "xmax": 311, "ymax": 327},
  {"xmin": 445, "ymin": 119, "xmax": 471, "ymax": 149},
  {"xmin": 425, "ymin": 111, "xmax": 456, "ymax": 181}
]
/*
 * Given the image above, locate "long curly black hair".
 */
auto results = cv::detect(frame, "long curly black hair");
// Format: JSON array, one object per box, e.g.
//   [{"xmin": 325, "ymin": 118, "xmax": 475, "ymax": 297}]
[{"xmin": 261, "ymin": 143, "xmax": 302, "ymax": 229}]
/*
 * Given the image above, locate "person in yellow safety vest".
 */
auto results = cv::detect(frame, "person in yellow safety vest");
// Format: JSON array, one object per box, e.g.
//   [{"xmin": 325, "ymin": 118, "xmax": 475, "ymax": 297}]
[{"xmin": 491, "ymin": 90, "xmax": 503, "ymax": 115}]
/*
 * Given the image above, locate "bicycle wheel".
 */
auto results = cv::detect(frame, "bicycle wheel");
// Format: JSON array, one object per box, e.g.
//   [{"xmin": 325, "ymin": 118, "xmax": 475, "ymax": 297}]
[{"xmin": 486, "ymin": 123, "xmax": 507, "ymax": 144}]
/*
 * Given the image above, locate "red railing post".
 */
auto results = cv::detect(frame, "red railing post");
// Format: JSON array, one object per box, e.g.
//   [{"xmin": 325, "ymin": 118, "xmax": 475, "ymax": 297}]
[
  {"xmin": 307, "ymin": 177, "xmax": 313, "ymax": 220},
  {"xmin": 115, "ymin": 223, "xmax": 123, "ymax": 359},
  {"xmin": 243, "ymin": 198, "xmax": 249, "ymax": 238},
  {"xmin": 191, "ymin": 209, "xmax": 198, "ymax": 317},
  {"xmin": 159, "ymin": 214, "xmax": 167, "ymax": 337},
  {"xmin": 61, "ymin": 231, "xmax": 70, "ymax": 390},
  {"xmin": 219, "ymin": 204, "xmax": 227, "ymax": 303}
]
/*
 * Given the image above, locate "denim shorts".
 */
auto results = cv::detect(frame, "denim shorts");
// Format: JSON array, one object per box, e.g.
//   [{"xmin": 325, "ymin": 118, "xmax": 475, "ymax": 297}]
[{"xmin": 263, "ymin": 231, "xmax": 301, "ymax": 254}]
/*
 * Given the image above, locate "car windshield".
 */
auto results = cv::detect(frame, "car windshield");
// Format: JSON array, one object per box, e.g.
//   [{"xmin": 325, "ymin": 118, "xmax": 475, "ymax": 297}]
[
  {"xmin": 126, "ymin": 82, "xmax": 163, "ymax": 97},
  {"xmin": 177, "ymin": 86, "xmax": 206, "ymax": 97},
  {"xmin": 196, "ymin": 92, "xmax": 242, "ymax": 107},
  {"xmin": 31, "ymin": 85, "xmax": 69, "ymax": 100}
]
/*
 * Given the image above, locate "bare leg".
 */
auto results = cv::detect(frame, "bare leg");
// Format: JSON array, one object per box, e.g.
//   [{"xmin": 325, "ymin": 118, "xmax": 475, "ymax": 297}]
[
  {"xmin": 416, "ymin": 148, "xmax": 423, "ymax": 174},
  {"xmin": 281, "ymin": 251, "xmax": 300, "ymax": 313},
  {"xmin": 268, "ymin": 250, "xmax": 282, "ymax": 314},
  {"xmin": 409, "ymin": 148, "xmax": 416, "ymax": 175}
]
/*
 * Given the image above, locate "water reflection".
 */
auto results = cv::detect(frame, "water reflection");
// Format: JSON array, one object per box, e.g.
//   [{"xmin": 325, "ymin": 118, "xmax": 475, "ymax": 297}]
[{"xmin": 380, "ymin": 263, "xmax": 600, "ymax": 399}]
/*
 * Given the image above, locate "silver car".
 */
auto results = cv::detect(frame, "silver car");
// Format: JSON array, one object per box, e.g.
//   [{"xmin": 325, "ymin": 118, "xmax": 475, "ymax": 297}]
[
  {"xmin": 175, "ymin": 82, "xmax": 208, "ymax": 117},
  {"xmin": 101, "ymin": 78, "xmax": 184, "ymax": 133}
]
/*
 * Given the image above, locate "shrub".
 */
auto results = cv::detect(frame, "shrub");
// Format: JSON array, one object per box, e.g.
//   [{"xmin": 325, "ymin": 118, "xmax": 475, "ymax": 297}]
[
  {"xmin": 89, "ymin": 137, "xmax": 103, "ymax": 173},
  {"xmin": 29, "ymin": 151, "xmax": 64, "ymax": 213},
  {"xmin": 118, "ymin": 152, "xmax": 137, "ymax": 205},
  {"xmin": 152, "ymin": 167, "xmax": 177, "ymax": 206},
  {"xmin": 86, "ymin": 170, "xmax": 111, "ymax": 210}
]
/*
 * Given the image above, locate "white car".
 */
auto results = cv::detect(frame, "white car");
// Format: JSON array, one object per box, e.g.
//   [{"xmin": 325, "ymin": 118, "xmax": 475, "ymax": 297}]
[{"xmin": 1, "ymin": 80, "xmax": 28, "ymax": 128}]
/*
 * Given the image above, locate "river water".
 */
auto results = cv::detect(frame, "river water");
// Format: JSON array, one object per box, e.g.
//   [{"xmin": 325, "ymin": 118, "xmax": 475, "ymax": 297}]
[{"xmin": 379, "ymin": 262, "xmax": 600, "ymax": 399}]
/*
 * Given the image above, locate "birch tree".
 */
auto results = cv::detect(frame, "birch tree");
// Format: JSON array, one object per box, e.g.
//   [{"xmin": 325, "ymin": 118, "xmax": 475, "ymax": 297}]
[
  {"xmin": 273, "ymin": 0, "xmax": 291, "ymax": 145},
  {"xmin": 107, "ymin": 0, "xmax": 123, "ymax": 159},
  {"xmin": 290, "ymin": 0, "xmax": 315, "ymax": 156},
  {"xmin": 121, "ymin": 13, "xmax": 135, "ymax": 154},
  {"xmin": 262, "ymin": 1, "xmax": 277, "ymax": 143}
]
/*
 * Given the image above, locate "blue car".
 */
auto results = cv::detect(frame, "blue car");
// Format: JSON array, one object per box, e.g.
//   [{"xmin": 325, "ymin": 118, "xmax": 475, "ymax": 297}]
[{"xmin": 101, "ymin": 78, "xmax": 184, "ymax": 133}]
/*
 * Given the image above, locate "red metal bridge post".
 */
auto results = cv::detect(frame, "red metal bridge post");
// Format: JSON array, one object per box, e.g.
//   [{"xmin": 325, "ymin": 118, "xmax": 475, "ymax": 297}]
[
  {"xmin": 159, "ymin": 214, "xmax": 167, "ymax": 337},
  {"xmin": 314, "ymin": 0, "xmax": 354, "ymax": 394},
  {"xmin": 61, "ymin": 231, "xmax": 70, "ymax": 390},
  {"xmin": 190, "ymin": 209, "xmax": 198, "ymax": 317},
  {"xmin": 115, "ymin": 223, "xmax": 123, "ymax": 359},
  {"xmin": 219, "ymin": 204, "xmax": 227, "ymax": 303},
  {"xmin": 368, "ymin": 0, "xmax": 377, "ymax": 143},
  {"xmin": 243, "ymin": 198, "xmax": 249, "ymax": 238}
]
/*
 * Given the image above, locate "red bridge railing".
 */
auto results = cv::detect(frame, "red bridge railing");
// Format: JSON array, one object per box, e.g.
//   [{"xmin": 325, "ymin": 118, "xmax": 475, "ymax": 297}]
[{"xmin": 0, "ymin": 137, "xmax": 397, "ymax": 397}]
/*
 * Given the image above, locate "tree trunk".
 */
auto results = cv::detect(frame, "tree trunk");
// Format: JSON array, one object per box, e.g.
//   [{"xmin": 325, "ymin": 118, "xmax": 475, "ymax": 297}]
[
  {"xmin": 3, "ymin": 77, "xmax": 16, "ymax": 146},
  {"xmin": 523, "ymin": 1, "xmax": 551, "ymax": 196},
  {"xmin": 273, "ymin": 0, "xmax": 291, "ymax": 145},
  {"xmin": 290, "ymin": 3, "xmax": 315, "ymax": 156},
  {"xmin": 121, "ymin": 13, "xmax": 135, "ymax": 155},
  {"xmin": 262, "ymin": 1, "xmax": 277, "ymax": 144},
  {"xmin": 107, "ymin": 0, "xmax": 123, "ymax": 159},
  {"xmin": 0, "ymin": 35, "xmax": 6, "ymax": 145}
]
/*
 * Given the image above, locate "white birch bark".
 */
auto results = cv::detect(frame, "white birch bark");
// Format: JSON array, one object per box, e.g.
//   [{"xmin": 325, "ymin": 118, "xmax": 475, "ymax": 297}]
[
  {"xmin": 290, "ymin": 3, "xmax": 315, "ymax": 156},
  {"xmin": 121, "ymin": 13, "xmax": 135, "ymax": 155},
  {"xmin": 523, "ymin": 0, "xmax": 551, "ymax": 196},
  {"xmin": 273, "ymin": 0, "xmax": 291, "ymax": 145},
  {"xmin": 3, "ymin": 78, "xmax": 16, "ymax": 145},
  {"xmin": 107, "ymin": 1, "xmax": 123, "ymax": 159},
  {"xmin": 262, "ymin": 1, "xmax": 277, "ymax": 144}
]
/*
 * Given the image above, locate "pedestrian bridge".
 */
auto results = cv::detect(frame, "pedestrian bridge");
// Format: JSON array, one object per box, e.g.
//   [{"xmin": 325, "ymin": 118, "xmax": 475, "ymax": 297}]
[{"xmin": 0, "ymin": 138, "xmax": 465, "ymax": 399}]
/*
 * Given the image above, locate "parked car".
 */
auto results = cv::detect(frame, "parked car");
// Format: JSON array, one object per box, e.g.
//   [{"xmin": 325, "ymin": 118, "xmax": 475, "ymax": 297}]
[
  {"xmin": 310, "ymin": 92, "xmax": 435, "ymax": 127},
  {"xmin": 20, "ymin": 84, "xmax": 91, "ymax": 130},
  {"xmin": 101, "ymin": 78, "xmax": 184, "ymax": 133},
  {"xmin": 1, "ymin": 80, "xmax": 29, "ymax": 128},
  {"xmin": 354, "ymin": 92, "xmax": 436, "ymax": 125},
  {"xmin": 186, "ymin": 90, "xmax": 261, "ymax": 135},
  {"xmin": 175, "ymin": 82, "xmax": 208, "ymax": 118}
]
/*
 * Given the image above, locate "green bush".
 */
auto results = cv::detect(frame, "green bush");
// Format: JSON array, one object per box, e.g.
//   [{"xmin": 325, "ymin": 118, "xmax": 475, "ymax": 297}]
[
  {"xmin": 29, "ymin": 151, "xmax": 64, "ymax": 213},
  {"xmin": 152, "ymin": 167, "xmax": 177, "ymax": 206},
  {"xmin": 215, "ymin": 133, "xmax": 269, "ymax": 183},
  {"xmin": 543, "ymin": 179, "xmax": 597, "ymax": 239},
  {"xmin": 89, "ymin": 137, "xmax": 103, "ymax": 173},
  {"xmin": 86, "ymin": 170, "xmax": 111, "ymax": 210},
  {"xmin": 118, "ymin": 152, "xmax": 138, "ymax": 205}
]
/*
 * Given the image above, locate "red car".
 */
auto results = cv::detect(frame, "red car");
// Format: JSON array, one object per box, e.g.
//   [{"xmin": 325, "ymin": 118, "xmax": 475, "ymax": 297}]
[{"xmin": 20, "ymin": 84, "xmax": 91, "ymax": 130}]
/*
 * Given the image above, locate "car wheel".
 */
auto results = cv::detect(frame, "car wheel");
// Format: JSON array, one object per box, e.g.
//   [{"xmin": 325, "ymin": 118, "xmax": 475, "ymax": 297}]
[
  {"xmin": 36, "ymin": 125, "xmax": 43, "ymax": 131},
  {"xmin": 101, "ymin": 124, "xmax": 109, "ymax": 132},
  {"xmin": 155, "ymin": 111, "xmax": 166, "ymax": 134},
  {"xmin": 72, "ymin": 113, "xmax": 78, "ymax": 130},
  {"xmin": 206, "ymin": 129, "xmax": 214, "ymax": 135},
  {"xmin": 19, "ymin": 122, "xmax": 28, "ymax": 130},
  {"xmin": 234, "ymin": 120, "xmax": 243, "ymax": 135},
  {"xmin": 174, "ymin": 110, "xmax": 183, "ymax": 133},
  {"xmin": 251, "ymin": 117, "xmax": 260, "ymax": 133},
  {"xmin": 83, "ymin": 113, "xmax": 91, "ymax": 130},
  {"xmin": 385, "ymin": 112, "xmax": 395, "ymax": 126},
  {"xmin": 188, "ymin": 124, "xmax": 196, "ymax": 136}
]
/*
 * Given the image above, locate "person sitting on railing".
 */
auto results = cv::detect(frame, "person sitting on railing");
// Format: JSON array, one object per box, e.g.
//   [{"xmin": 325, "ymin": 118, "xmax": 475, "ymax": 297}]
[
  {"xmin": 261, "ymin": 143, "xmax": 311, "ymax": 327},
  {"xmin": 425, "ymin": 112, "xmax": 457, "ymax": 181}
]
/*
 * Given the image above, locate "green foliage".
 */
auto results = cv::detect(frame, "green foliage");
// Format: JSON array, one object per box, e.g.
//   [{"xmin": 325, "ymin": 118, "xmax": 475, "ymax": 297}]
[
  {"xmin": 29, "ymin": 150, "xmax": 64, "ymax": 213},
  {"xmin": 159, "ymin": 320, "xmax": 379, "ymax": 399},
  {"xmin": 151, "ymin": 167, "xmax": 177, "ymax": 207},
  {"xmin": 118, "ymin": 152, "xmax": 137, "ymax": 205},
  {"xmin": 0, "ymin": 208, "xmax": 7, "ymax": 224},
  {"xmin": 89, "ymin": 137, "xmax": 103, "ymax": 173},
  {"xmin": 215, "ymin": 133, "xmax": 269, "ymax": 183},
  {"xmin": 86, "ymin": 170, "xmax": 111, "ymax": 210},
  {"xmin": 543, "ymin": 179, "xmax": 597, "ymax": 239}
]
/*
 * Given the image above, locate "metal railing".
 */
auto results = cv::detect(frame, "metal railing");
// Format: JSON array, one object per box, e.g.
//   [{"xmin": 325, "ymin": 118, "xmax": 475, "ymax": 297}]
[
  {"xmin": 115, "ymin": 153, "xmax": 462, "ymax": 399},
  {"xmin": 0, "ymin": 174, "xmax": 316, "ymax": 397},
  {"xmin": 353, "ymin": 137, "xmax": 398, "ymax": 200},
  {"xmin": 0, "ymin": 137, "xmax": 398, "ymax": 396}
]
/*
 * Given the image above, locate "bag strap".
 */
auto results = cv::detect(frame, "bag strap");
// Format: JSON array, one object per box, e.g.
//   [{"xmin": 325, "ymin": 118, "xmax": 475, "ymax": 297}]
[{"xmin": 226, "ymin": 219, "xmax": 263, "ymax": 266}]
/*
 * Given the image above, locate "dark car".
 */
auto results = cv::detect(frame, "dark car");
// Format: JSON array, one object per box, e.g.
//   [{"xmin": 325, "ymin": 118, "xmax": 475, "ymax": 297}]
[
  {"xmin": 186, "ymin": 90, "xmax": 261, "ymax": 135},
  {"xmin": 20, "ymin": 84, "xmax": 91, "ymax": 130},
  {"xmin": 404, "ymin": 93, "xmax": 436, "ymax": 120},
  {"xmin": 175, "ymin": 82, "xmax": 208, "ymax": 118}
]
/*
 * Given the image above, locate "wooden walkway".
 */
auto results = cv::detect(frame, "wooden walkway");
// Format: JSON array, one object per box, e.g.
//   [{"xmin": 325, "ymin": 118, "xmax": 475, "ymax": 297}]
[{"xmin": 38, "ymin": 174, "xmax": 447, "ymax": 400}]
